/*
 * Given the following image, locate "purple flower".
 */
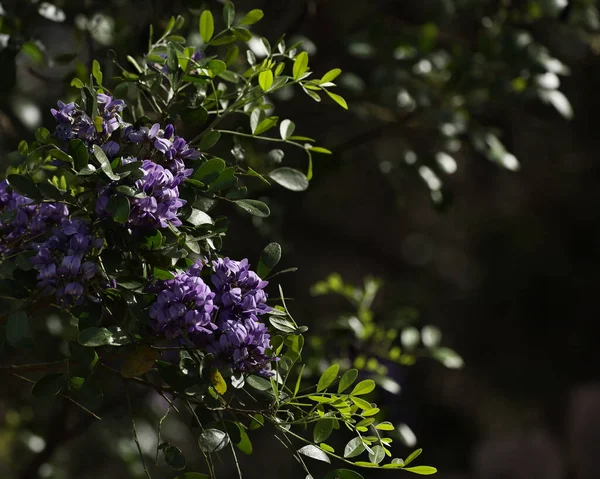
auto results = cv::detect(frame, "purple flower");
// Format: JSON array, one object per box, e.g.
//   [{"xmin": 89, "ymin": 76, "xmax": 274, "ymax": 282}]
[
  {"xmin": 29, "ymin": 218, "xmax": 104, "ymax": 309},
  {"xmin": 50, "ymin": 94, "xmax": 126, "ymax": 145},
  {"xmin": 207, "ymin": 317, "xmax": 274, "ymax": 376},
  {"xmin": 0, "ymin": 180, "xmax": 68, "ymax": 256},
  {"xmin": 149, "ymin": 271, "xmax": 216, "ymax": 340},
  {"xmin": 211, "ymin": 258, "xmax": 270, "ymax": 321},
  {"xmin": 125, "ymin": 160, "xmax": 191, "ymax": 229}
]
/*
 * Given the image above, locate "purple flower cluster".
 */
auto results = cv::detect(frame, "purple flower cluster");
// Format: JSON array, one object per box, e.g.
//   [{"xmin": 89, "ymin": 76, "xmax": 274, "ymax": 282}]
[
  {"xmin": 96, "ymin": 159, "xmax": 192, "ymax": 229},
  {"xmin": 125, "ymin": 122, "xmax": 201, "ymax": 173},
  {"xmin": 30, "ymin": 218, "xmax": 104, "ymax": 308},
  {"xmin": 0, "ymin": 180, "xmax": 68, "ymax": 255},
  {"xmin": 149, "ymin": 258, "xmax": 274, "ymax": 376},
  {"xmin": 51, "ymin": 94, "xmax": 125, "ymax": 145},
  {"xmin": 149, "ymin": 268, "xmax": 217, "ymax": 340}
]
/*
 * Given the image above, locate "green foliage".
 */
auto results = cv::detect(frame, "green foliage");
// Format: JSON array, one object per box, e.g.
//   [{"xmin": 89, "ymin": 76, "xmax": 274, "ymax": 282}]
[{"xmin": 0, "ymin": 3, "xmax": 440, "ymax": 478}]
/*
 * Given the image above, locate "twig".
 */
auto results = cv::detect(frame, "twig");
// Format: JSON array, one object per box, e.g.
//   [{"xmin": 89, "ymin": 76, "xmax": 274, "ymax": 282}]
[
  {"xmin": 125, "ymin": 380, "xmax": 153, "ymax": 479},
  {"xmin": 10, "ymin": 372, "xmax": 102, "ymax": 421}
]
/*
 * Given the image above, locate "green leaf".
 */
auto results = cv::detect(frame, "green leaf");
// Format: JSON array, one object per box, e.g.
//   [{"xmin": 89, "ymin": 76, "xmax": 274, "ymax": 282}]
[
  {"xmin": 268, "ymin": 167, "xmax": 309, "ymax": 192},
  {"xmin": 293, "ymin": 52, "xmax": 309, "ymax": 80},
  {"xmin": 35, "ymin": 127, "xmax": 51, "ymax": 143},
  {"xmin": 92, "ymin": 60, "xmax": 103, "ymax": 85},
  {"xmin": 167, "ymin": 42, "xmax": 179, "ymax": 71},
  {"xmin": 247, "ymin": 167, "xmax": 271, "ymax": 186},
  {"xmin": 362, "ymin": 407, "xmax": 380, "ymax": 417},
  {"xmin": 106, "ymin": 195, "xmax": 130, "ymax": 224},
  {"xmin": 250, "ymin": 109, "xmax": 263, "ymax": 133},
  {"xmin": 298, "ymin": 445, "xmax": 330, "ymax": 463},
  {"xmin": 153, "ymin": 267, "xmax": 175, "ymax": 280},
  {"xmin": 210, "ymin": 35, "xmax": 237, "ymax": 46},
  {"xmin": 344, "ymin": 437, "xmax": 365, "ymax": 458},
  {"xmin": 208, "ymin": 59, "xmax": 227, "ymax": 77},
  {"xmin": 302, "ymin": 86, "xmax": 321, "ymax": 102},
  {"xmin": 69, "ymin": 139, "xmax": 90, "ymax": 170},
  {"xmin": 163, "ymin": 445, "xmax": 186, "ymax": 470},
  {"xmin": 17, "ymin": 140, "xmax": 28, "ymax": 155},
  {"xmin": 350, "ymin": 380, "xmax": 375, "ymax": 396},
  {"xmin": 351, "ymin": 396, "xmax": 372, "ymax": 410},
  {"xmin": 199, "ymin": 10, "xmax": 215, "ymax": 43},
  {"xmin": 404, "ymin": 448, "xmax": 422, "ymax": 466},
  {"xmin": 254, "ymin": 116, "xmax": 279, "ymax": 135},
  {"xmin": 198, "ymin": 130, "xmax": 221, "ymax": 151},
  {"xmin": 69, "ymin": 343, "xmax": 98, "ymax": 369},
  {"xmin": 225, "ymin": 46, "xmax": 239, "ymax": 67},
  {"xmin": 321, "ymin": 68, "xmax": 342, "ymax": 83},
  {"xmin": 354, "ymin": 462, "xmax": 378, "ymax": 468},
  {"xmin": 235, "ymin": 199, "xmax": 270, "ymax": 218},
  {"xmin": 223, "ymin": 2, "xmax": 235, "ymax": 28},
  {"xmin": 71, "ymin": 78, "xmax": 84, "ymax": 89},
  {"xmin": 7, "ymin": 175, "xmax": 42, "ymax": 201},
  {"xmin": 248, "ymin": 414, "xmax": 264, "ymax": 430},
  {"xmin": 32, "ymin": 373, "xmax": 66, "ymax": 398},
  {"xmin": 224, "ymin": 421, "xmax": 253, "ymax": 455},
  {"xmin": 187, "ymin": 209, "xmax": 213, "ymax": 226},
  {"xmin": 403, "ymin": 466, "xmax": 437, "ymax": 475},
  {"xmin": 269, "ymin": 316, "xmax": 296, "ymax": 334},
  {"xmin": 279, "ymin": 119, "xmax": 295, "ymax": 140},
  {"xmin": 207, "ymin": 167, "xmax": 237, "ymax": 192},
  {"xmin": 259, "ymin": 69, "xmax": 274, "ymax": 92},
  {"xmin": 317, "ymin": 364, "xmax": 339, "ymax": 392},
  {"xmin": 92, "ymin": 145, "xmax": 120, "ymax": 181},
  {"xmin": 369, "ymin": 445, "xmax": 385, "ymax": 464},
  {"xmin": 375, "ymin": 421, "xmax": 394, "ymax": 431},
  {"xmin": 326, "ymin": 90, "xmax": 348, "ymax": 109},
  {"xmin": 338, "ymin": 369, "xmax": 358, "ymax": 393},
  {"xmin": 198, "ymin": 428, "xmax": 229, "ymax": 453},
  {"xmin": 232, "ymin": 27, "xmax": 252, "ymax": 41},
  {"xmin": 193, "ymin": 158, "xmax": 225, "ymax": 182},
  {"xmin": 294, "ymin": 364, "xmax": 305, "ymax": 396},
  {"xmin": 313, "ymin": 418, "xmax": 334, "ymax": 443},
  {"xmin": 6, "ymin": 311, "xmax": 32, "ymax": 348},
  {"xmin": 38, "ymin": 182, "xmax": 62, "ymax": 201},
  {"xmin": 323, "ymin": 469, "xmax": 364, "ymax": 479},
  {"xmin": 78, "ymin": 327, "xmax": 113, "ymax": 347},
  {"xmin": 246, "ymin": 375, "xmax": 272, "ymax": 391},
  {"xmin": 239, "ymin": 9, "xmax": 264, "ymax": 25},
  {"xmin": 257, "ymin": 242, "xmax": 281, "ymax": 278},
  {"xmin": 309, "ymin": 146, "xmax": 332, "ymax": 154}
]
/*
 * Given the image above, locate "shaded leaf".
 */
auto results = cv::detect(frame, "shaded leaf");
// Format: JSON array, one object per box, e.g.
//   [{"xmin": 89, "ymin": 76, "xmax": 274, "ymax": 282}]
[
  {"xmin": 235, "ymin": 199, "xmax": 270, "ymax": 218},
  {"xmin": 78, "ymin": 327, "xmax": 112, "ymax": 347},
  {"xmin": 344, "ymin": 437, "xmax": 366, "ymax": 458},
  {"xmin": 313, "ymin": 418, "xmax": 334, "ymax": 443},
  {"xmin": 198, "ymin": 428, "xmax": 229, "ymax": 453},
  {"xmin": 121, "ymin": 345, "xmax": 159, "ymax": 378},
  {"xmin": 257, "ymin": 242, "xmax": 281, "ymax": 278},
  {"xmin": 32, "ymin": 373, "xmax": 66, "ymax": 398},
  {"xmin": 268, "ymin": 167, "xmax": 309, "ymax": 192},
  {"xmin": 298, "ymin": 445, "xmax": 330, "ymax": 463}
]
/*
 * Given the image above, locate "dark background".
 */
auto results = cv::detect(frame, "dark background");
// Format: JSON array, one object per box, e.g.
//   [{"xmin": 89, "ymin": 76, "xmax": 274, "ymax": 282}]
[{"xmin": 2, "ymin": 0, "xmax": 600, "ymax": 478}]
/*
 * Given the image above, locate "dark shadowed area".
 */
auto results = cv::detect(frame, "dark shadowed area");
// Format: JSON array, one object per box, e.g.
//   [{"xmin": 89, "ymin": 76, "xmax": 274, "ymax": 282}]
[{"xmin": 1, "ymin": 0, "xmax": 600, "ymax": 478}]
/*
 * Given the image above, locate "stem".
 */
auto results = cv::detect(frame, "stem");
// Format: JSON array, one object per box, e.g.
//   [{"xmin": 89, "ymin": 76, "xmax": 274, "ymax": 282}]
[
  {"xmin": 185, "ymin": 399, "xmax": 216, "ymax": 479},
  {"xmin": 125, "ymin": 381, "xmax": 152, "ymax": 479}
]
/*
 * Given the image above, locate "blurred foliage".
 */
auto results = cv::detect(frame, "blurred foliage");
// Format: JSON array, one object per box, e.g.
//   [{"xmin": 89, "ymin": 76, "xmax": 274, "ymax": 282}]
[{"xmin": 0, "ymin": 0, "xmax": 597, "ymax": 478}]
